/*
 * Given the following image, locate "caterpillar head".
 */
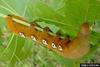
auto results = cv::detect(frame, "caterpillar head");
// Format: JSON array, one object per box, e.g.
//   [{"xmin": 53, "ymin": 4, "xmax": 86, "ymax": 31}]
[{"xmin": 81, "ymin": 23, "xmax": 90, "ymax": 36}]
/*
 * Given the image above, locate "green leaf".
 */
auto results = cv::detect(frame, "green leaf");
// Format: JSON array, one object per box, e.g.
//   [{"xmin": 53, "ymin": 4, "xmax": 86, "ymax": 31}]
[
  {"xmin": 92, "ymin": 20, "xmax": 100, "ymax": 33},
  {"xmin": 0, "ymin": 28, "xmax": 2, "ymax": 46}
]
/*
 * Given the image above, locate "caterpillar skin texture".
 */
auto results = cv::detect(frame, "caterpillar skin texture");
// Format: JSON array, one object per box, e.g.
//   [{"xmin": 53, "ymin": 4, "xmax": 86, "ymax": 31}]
[{"xmin": 5, "ymin": 14, "xmax": 90, "ymax": 59}]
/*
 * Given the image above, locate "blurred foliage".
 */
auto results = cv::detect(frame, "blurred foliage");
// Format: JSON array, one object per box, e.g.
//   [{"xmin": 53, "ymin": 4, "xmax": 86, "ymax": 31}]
[{"xmin": 0, "ymin": 0, "xmax": 100, "ymax": 67}]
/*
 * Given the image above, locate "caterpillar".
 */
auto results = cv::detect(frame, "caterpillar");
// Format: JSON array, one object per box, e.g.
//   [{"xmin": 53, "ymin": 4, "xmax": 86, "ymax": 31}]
[{"xmin": 5, "ymin": 14, "xmax": 90, "ymax": 59}]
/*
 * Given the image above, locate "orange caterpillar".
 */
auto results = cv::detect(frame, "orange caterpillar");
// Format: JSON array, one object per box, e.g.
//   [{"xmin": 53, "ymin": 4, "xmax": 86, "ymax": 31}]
[{"xmin": 5, "ymin": 14, "xmax": 90, "ymax": 59}]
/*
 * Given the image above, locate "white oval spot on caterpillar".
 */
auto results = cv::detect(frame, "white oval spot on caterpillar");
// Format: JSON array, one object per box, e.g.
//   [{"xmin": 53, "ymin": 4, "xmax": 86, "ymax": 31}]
[
  {"xmin": 52, "ymin": 43, "xmax": 57, "ymax": 48},
  {"xmin": 58, "ymin": 45, "xmax": 63, "ymax": 51},
  {"xmin": 19, "ymin": 32, "xmax": 25, "ymax": 38},
  {"xmin": 31, "ymin": 35, "xmax": 36, "ymax": 41},
  {"xmin": 42, "ymin": 39, "xmax": 48, "ymax": 45}
]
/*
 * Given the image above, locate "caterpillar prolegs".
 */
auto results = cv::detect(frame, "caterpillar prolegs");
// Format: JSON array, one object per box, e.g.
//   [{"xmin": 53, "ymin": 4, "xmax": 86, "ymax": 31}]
[{"xmin": 5, "ymin": 14, "xmax": 90, "ymax": 59}]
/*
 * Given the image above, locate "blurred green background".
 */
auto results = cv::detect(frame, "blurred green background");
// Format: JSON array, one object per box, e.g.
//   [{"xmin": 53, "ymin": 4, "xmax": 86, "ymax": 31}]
[{"xmin": 0, "ymin": 0, "xmax": 100, "ymax": 67}]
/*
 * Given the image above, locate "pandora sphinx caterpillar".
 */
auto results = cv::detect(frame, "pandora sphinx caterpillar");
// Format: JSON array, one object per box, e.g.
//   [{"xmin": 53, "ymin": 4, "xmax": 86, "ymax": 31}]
[{"xmin": 5, "ymin": 14, "xmax": 90, "ymax": 59}]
